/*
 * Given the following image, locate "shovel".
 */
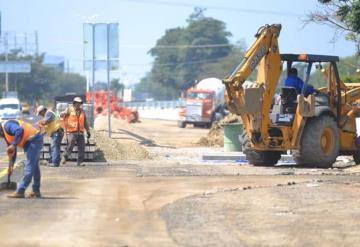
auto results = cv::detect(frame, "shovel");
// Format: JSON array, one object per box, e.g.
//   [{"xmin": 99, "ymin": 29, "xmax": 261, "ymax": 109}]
[{"xmin": 0, "ymin": 160, "xmax": 17, "ymax": 191}]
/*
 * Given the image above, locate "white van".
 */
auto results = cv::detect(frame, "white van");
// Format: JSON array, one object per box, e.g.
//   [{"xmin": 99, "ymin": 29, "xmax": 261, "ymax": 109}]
[{"xmin": 0, "ymin": 98, "xmax": 22, "ymax": 120}]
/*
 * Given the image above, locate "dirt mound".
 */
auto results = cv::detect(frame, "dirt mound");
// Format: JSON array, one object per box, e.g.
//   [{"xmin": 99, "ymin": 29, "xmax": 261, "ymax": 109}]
[
  {"xmin": 93, "ymin": 116, "xmax": 149, "ymax": 161},
  {"xmin": 197, "ymin": 114, "xmax": 241, "ymax": 147},
  {"xmin": 93, "ymin": 130, "xmax": 149, "ymax": 161}
]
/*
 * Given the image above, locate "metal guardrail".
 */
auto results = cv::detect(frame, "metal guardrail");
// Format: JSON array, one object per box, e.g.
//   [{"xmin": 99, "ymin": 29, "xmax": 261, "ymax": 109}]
[{"xmin": 120, "ymin": 100, "xmax": 184, "ymax": 110}]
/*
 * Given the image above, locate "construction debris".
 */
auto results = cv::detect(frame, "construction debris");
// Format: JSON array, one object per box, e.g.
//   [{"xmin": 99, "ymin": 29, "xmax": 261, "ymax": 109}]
[
  {"xmin": 93, "ymin": 115, "xmax": 149, "ymax": 161},
  {"xmin": 87, "ymin": 91, "xmax": 139, "ymax": 123},
  {"xmin": 197, "ymin": 114, "xmax": 241, "ymax": 147},
  {"xmin": 93, "ymin": 130, "xmax": 149, "ymax": 161}
]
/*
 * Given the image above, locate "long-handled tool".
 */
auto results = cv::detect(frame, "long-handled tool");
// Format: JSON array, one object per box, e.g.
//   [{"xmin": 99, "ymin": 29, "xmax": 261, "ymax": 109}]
[{"xmin": 0, "ymin": 160, "xmax": 17, "ymax": 191}]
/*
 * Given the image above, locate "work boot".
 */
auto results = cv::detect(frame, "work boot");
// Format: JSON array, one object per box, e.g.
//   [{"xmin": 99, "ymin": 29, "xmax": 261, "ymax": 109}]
[
  {"xmin": 39, "ymin": 160, "xmax": 49, "ymax": 166},
  {"xmin": 7, "ymin": 191, "xmax": 25, "ymax": 199},
  {"xmin": 27, "ymin": 191, "xmax": 42, "ymax": 198},
  {"xmin": 48, "ymin": 163, "xmax": 59, "ymax": 167},
  {"xmin": 61, "ymin": 156, "xmax": 67, "ymax": 165}
]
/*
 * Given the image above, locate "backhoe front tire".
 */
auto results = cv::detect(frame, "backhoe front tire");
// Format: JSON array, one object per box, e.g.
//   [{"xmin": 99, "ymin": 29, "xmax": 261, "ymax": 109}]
[
  {"xmin": 241, "ymin": 133, "xmax": 281, "ymax": 166},
  {"xmin": 293, "ymin": 115, "xmax": 339, "ymax": 168}
]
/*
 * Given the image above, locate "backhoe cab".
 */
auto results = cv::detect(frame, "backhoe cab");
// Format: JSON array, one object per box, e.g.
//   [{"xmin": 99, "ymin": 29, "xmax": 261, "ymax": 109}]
[{"xmin": 223, "ymin": 24, "xmax": 360, "ymax": 168}]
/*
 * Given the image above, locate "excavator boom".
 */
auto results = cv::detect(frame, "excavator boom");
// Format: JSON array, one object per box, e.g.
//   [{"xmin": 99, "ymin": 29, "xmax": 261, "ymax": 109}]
[{"xmin": 223, "ymin": 24, "xmax": 282, "ymax": 144}]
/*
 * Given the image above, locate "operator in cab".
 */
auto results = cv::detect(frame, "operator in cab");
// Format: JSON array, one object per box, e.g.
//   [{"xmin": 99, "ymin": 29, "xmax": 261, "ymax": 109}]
[{"xmin": 285, "ymin": 67, "xmax": 316, "ymax": 97}]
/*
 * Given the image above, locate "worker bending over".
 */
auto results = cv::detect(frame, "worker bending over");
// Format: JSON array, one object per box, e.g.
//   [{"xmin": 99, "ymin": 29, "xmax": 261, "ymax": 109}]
[
  {"xmin": 37, "ymin": 105, "xmax": 64, "ymax": 167},
  {"xmin": 0, "ymin": 120, "xmax": 43, "ymax": 198},
  {"xmin": 60, "ymin": 97, "xmax": 91, "ymax": 166}
]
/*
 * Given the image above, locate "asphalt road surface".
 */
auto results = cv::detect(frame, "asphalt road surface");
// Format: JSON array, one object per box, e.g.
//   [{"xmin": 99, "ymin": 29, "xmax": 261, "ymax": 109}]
[{"xmin": 0, "ymin": 118, "xmax": 360, "ymax": 246}]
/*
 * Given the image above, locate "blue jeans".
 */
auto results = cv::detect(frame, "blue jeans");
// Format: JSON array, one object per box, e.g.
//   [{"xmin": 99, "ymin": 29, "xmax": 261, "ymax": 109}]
[
  {"xmin": 17, "ymin": 134, "xmax": 44, "ymax": 193},
  {"xmin": 49, "ymin": 129, "xmax": 64, "ymax": 166}
]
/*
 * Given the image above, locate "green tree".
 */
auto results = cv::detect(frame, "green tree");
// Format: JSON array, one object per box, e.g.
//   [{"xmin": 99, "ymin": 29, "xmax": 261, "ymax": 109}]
[
  {"xmin": 110, "ymin": 78, "xmax": 125, "ymax": 96},
  {"xmin": 0, "ymin": 51, "xmax": 86, "ymax": 104},
  {"xmin": 308, "ymin": 0, "xmax": 360, "ymax": 53},
  {"xmin": 136, "ymin": 9, "xmax": 236, "ymax": 100}
]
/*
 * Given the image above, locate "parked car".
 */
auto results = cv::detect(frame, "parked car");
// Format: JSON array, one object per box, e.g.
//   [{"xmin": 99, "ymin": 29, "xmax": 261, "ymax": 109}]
[{"xmin": 0, "ymin": 98, "xmax": 22, "ymax": 120}]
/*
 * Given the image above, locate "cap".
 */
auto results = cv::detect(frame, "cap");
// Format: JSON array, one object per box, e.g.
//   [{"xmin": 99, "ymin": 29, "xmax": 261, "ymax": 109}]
[
  {"xmin": 36, "ymin": 105, "xmax": 46, "ymax": 116},
  {"xmin": 73, "ymin": 97, "xmax": 83, "ymax": 103}
]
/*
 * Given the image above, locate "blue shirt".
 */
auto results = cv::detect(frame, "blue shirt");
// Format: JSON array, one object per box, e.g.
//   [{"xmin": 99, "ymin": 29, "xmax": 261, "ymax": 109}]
[
  {"xmin": 3, "ymin": 120, "xmax": 24, "ymax": 146},
  {"xmin": 1, "ymin": 120, "xmax": 24, "ymax": 163},
  {"xmin": 285, "ymin": 75, "xmax": 315, "ymax": 96}
]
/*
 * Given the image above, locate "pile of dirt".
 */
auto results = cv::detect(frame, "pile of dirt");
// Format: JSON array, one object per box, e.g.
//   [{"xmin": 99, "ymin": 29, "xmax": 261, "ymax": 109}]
[
  {"xmin": 93, "ymin": 120, "xmax": 149, "ymax": 161},
  {"xmin": 197, "ymin": 114, "xmax": 241, "ymax": 147}
]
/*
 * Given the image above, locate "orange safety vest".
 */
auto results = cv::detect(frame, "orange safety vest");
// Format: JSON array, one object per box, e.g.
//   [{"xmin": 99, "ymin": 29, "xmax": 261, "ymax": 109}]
[
  {"xmin": 3, "ymin": 120, "xmax": 39, "ymax": 148},
  {"xmin": 65, "ymin": 107, "xmax": 85, "ymax": 133}
]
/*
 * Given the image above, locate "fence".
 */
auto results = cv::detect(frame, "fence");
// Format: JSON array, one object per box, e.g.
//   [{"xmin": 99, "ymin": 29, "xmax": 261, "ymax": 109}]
[
  {"xmin": 120, "ymin": 100, "xmax": 183, "ymax": 110},
  {"xmin": 120, "ymin": 100, "xmax": 183, "ymax": 121}
]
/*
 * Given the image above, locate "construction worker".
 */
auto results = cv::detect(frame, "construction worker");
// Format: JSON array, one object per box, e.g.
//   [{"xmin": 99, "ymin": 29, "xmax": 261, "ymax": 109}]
[
  {"xmin": 60, "ymin": 97, "xmax": 90, "ymax": 166},
  {"xmin": 0, "ymin": 120, "xmax": 43, "ymax": 198},
  {"xmin": 285, "ymin": 67, "xmax": 316, "ymax": 96},
  {"xmin": 36, "ymin": 105, "xmax": 64, "ymax": 167}
]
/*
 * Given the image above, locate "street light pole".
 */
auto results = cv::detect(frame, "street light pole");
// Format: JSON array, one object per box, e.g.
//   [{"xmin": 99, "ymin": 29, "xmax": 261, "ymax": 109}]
[
  {"xmin": 5, "ymin": 32, "xmax": 8, "ymax": 96},
  {"xmin": 107, "ymin": 24, "xmax": 112, "ymax": 138}
]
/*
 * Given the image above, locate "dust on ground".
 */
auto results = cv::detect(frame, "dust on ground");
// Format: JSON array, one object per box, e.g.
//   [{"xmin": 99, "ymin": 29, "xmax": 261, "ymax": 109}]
[{"xmin": 198, "ymin": 114, "xmax": 241, "ymax": 147}]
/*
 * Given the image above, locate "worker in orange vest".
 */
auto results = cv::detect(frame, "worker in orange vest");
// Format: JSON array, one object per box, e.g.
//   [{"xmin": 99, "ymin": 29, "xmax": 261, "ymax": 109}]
[
  {"xmin": 60, "ymin": 97, "xmax": 90, "ymax": 166},
  {"xmin": 0, "ymin": 119, "xmax": 43, "ymax": 198}
]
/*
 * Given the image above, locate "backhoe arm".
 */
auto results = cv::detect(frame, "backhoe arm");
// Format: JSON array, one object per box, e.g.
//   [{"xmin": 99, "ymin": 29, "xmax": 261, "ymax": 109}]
[
  {"xmin": 223, "ymin": 24, "xmax": 281, "ymax": 113},
  {"xmin": 223, "ymin": 24, "xmax": 282, "ymax": 142}
]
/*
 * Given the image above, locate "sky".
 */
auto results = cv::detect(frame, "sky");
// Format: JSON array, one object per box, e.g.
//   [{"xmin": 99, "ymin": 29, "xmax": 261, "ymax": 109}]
[{"xmin": 0, "ymin": 0, "xmax": 357, "ymax": 87}]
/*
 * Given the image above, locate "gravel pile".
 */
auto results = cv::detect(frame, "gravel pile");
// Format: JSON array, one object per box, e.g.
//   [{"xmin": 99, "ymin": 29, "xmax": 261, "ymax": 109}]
[
  {"xmin": 93, "ymin": 130, "xmax": 149, "ymax": 161},
  {"xmin": 197, "ymin": 114, "xmax": 241, "ymax": 147}
]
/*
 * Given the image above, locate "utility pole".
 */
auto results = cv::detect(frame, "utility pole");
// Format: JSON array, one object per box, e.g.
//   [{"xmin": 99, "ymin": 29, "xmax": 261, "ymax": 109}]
[
  {"xmin": 107, "ymin": 24, "xmax": 112, "ymax": 138},
  {"xmin": 5, "ymin": 32, "xmax": 8, "ymax": 95},
  {"xmin": 91, "ymin": 24, "xmax": 95, "ymax": 116},
  {"xmin": 14, "ymin": 34, "xmax": 17, "ymax": 50},
  {"xmin": 35, "ymin": 31, "xmax": 38, "ymax": 55},
  {"xmin": 24, "ymin": 32, "xmax": 27, "ymax": 54}
]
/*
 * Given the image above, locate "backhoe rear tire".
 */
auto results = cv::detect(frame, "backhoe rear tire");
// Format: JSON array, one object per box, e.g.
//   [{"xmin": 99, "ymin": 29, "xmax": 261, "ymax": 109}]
[
  {"xmin": 293, "ymin": 115, "xmax": 339, "ymax": 168},
  {"xmin": 241, "ymin": 133, "xmax": 281, "ymax": 166}
]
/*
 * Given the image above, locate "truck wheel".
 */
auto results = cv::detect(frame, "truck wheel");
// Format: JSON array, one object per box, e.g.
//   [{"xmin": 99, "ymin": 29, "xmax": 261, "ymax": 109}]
[
  {"xmin": 178, "ymin": 121, "xmax": 186, "ymax": 128},
  {"xmin": 241, "ymin": 133, "xmax": 281, "ymax": 166},
  {"xmin": 293, "ymin": 115, "xmax": 339, "ymax": 168},
  {"xmin": 352, "ymin": 137, "xmax": 360, "ymax": 164}
]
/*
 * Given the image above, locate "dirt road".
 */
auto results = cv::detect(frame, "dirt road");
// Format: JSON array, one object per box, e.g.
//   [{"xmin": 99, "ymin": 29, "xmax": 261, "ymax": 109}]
[{"xmin": 1, "ymin": 119, "xmax": 360, "ymax": 246}]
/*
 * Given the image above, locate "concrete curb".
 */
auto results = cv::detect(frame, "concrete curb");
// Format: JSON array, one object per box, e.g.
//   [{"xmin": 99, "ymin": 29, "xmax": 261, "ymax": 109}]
[{"xmin": 202, "ymin": 152, "xmax": 295, "ymax": 164}]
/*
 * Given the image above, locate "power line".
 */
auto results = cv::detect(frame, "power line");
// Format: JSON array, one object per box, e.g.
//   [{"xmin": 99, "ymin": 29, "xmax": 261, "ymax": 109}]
[
  {"xmin": 48, "ymin": 38, "xmax": 239, "ymax": 49},
  {"xmin": 120, "ymin": 57, "xmax": 234, "ymax": 67},
  {"xmin": 119, "ymin": 0, "xmax": 301, "ymax": 17}
]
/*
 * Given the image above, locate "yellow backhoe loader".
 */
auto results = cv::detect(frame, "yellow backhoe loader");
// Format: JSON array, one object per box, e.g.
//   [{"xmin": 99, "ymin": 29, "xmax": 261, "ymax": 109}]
[{"xmin": 223, "ymin": 24, "xmax": 360, "ymax": 168}]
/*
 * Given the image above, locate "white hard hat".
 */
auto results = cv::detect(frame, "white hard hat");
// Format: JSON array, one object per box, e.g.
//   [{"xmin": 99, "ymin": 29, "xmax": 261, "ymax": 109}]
[
  {"xmin": 36, "ymin": 105, "xmax": 46, "ymax": 116},
  {"xmin": 73, "ymin": 97, "xmax": 83, "ymax": 103}
]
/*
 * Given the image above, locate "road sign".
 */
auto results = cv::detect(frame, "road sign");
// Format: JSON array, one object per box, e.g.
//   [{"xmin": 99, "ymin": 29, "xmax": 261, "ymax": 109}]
[
  {"xmin": 83, "ymin": 23, "xmax": 119, "ymax": 138},
  {"xmin": 83, "ymin": 23, "xmax": 119, "ymax": 71},
  {"xmin": 0, "ymin": 61, "xmax": 31, "ymax": 73}
]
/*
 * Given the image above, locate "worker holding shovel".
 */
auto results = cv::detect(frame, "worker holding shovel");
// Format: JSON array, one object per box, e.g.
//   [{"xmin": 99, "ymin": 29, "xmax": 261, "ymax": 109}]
[{"xmin": 0, "ymin": 120, "xmax": 43, "ymax": 198}]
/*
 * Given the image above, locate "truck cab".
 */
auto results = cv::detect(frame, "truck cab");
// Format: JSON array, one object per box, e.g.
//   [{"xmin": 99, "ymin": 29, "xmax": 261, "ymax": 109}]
[{"xmin": 178, "ymin": 78, "xmax": 226, "ymax": 128}]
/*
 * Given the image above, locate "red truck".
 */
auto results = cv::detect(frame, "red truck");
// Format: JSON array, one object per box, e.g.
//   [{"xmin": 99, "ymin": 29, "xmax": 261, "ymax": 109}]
[{"xmin": 178, "ymin": 78, "xmax": 227, "ymax": 128}]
